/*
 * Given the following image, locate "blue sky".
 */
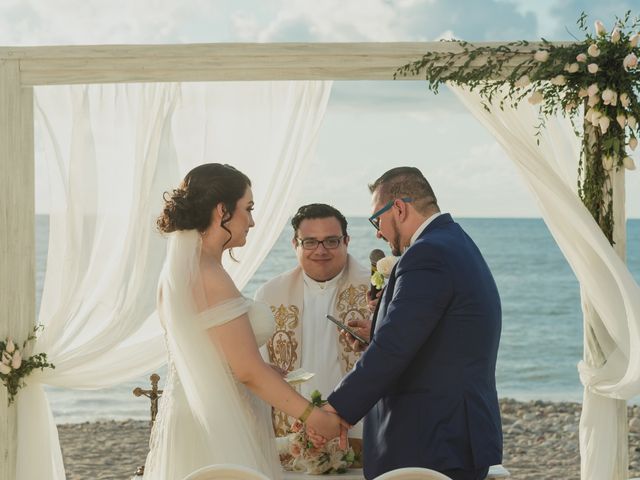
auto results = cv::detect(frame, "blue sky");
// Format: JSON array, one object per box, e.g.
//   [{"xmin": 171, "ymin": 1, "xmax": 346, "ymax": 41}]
[{"xmin": 1, "ymin": 0, "xmax": 638, "ymax": 217}]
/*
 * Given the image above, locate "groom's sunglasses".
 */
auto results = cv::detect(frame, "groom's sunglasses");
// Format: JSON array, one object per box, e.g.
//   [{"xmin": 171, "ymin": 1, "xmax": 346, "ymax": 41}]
[{"xmin": 368, "ymin": 197, "xmax": 413, "ymax": 230}]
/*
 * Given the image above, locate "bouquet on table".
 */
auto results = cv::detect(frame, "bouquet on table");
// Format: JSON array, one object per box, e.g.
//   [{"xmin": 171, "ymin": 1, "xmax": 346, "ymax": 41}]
[{"xmin": 281, "ymin": 390, "xmax": 356, "ymax": 474}]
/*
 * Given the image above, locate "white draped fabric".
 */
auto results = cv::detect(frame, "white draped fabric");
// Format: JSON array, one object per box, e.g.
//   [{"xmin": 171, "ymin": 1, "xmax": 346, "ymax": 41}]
[
  {"xmin": 15, "ymin": 81, "xmax": 331, "ymax": 479},
  {"xmin": 451, "ymin": 85, "xmax": 640, "ymax": 480}
]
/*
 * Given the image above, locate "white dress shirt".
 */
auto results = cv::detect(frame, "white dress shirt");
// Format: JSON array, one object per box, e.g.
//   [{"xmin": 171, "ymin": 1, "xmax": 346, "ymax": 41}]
[
  {"xmin": 300, "ymin": 270, "xmax": 344, "ymax": 401},
  {"xmin": 409, "ymin": 212, "xmax": 442, "ymax": 246},
  {"xmin": 300, "ymin": 269, "xmax": 363, "ymax": 436}
]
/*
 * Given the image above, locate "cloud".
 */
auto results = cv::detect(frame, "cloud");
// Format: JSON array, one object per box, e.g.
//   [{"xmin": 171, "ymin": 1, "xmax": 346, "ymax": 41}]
[
  {"xmin": 241, "ymin": 0, "xmax": 401, "ymax": 42},
  {"xmin": 0, "ymin": 0, "xmax": 193, "ymax": 45},
  {"xmin": 228, "ymin": 0, "xmax": 538, "ymax": 43},
  {"xmin": 433, "ymin": 141, "xmax": 538, "ymax": 217},
  {"xmin": 508, "ymin": 0, "xmax": 639, "ymax": 40}
]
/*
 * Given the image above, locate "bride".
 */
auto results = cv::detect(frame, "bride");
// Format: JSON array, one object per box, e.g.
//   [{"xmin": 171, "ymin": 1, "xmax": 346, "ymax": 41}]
[{"xmin": 143, "ymin": 163, "xmax": 342, "ymax": 479}]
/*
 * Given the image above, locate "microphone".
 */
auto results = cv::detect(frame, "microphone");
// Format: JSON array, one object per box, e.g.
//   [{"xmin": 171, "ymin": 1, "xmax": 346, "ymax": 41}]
[{"xmin": 369, "ymin": 249, "xmax": 385, "ymax": 299}]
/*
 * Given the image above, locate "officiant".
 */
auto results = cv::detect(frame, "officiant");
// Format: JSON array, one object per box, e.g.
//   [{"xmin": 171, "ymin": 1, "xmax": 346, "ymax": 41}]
[{"xmin": 255, "ymin": 203, "xmax": 370, "ymax": 447}]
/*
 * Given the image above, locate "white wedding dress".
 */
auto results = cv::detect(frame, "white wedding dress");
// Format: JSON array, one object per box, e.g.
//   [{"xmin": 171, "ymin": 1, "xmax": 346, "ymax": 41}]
[{"xmin": 143, "ymin": 231, "xmax": 281, "ymax": 480}]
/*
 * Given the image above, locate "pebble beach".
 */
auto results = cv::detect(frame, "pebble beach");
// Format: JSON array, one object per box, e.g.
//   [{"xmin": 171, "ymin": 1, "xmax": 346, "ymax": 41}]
[{"xmin": 57, "ymin": 398, "xmax": 640, "ymax": 480}]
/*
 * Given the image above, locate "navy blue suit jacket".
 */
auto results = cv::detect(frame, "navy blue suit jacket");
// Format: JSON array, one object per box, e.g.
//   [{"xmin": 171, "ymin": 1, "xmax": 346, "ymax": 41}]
[{"xmin": 328, "ymin": 214, "xmax": 502, "ymax": 479}]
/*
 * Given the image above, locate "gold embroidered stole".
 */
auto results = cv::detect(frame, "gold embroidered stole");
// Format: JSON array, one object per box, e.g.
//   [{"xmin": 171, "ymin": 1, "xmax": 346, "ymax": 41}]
[{"xmin": 255, "ymin": 255, "xmax": 370, "ymax": 437}]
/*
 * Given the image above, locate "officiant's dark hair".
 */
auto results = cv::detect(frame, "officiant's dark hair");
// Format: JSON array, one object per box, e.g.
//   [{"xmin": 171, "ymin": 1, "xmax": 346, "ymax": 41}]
[
  {"xmin": 369, "ymin": 166, "xmax": 439, "ymax": 215},
  {"xmin": 291, "ymin": 203, "xmax": 348, "ymax": 237},
  {"xmin": 157, "ymin": 163, "xmax": 251, "ymax": 245}
]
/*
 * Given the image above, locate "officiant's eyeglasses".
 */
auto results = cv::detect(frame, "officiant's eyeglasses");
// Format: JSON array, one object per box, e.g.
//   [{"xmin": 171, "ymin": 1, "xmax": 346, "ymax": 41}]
[
  {"xmin": 295, "ymin": 236, "xmax": 345, "ymax": 250},
  {"xmin": 369, "ymin": 197, "xmax": 413, "ymax": 230}
]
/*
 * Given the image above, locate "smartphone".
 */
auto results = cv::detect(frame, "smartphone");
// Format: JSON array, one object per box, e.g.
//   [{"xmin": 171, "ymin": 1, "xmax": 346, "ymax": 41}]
[{"xmin": 326, "ymin": 314, "xmax": 370, "ymax": 345}]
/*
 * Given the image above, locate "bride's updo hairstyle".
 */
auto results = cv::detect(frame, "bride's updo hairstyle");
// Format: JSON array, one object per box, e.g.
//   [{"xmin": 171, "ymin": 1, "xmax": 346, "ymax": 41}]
[{"xmin": 157, "ymin": 163, "xmax": 251, "ymax": 237}]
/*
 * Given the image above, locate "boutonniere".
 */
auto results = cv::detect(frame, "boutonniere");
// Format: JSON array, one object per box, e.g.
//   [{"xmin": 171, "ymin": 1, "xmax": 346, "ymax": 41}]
[{"xmin": 371, "ymin": 256, "xmax": 398, "ymax": 290}]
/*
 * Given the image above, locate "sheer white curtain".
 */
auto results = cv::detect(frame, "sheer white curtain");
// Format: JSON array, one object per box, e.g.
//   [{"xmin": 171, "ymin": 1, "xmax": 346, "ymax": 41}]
[
  {"xmin": 18, "ymin": 80, "xmax": 332, "ymax": 480},
  {"xmin": 451, "ymin": 85, "xmax": 640, "ymax": 480},
  {"xmin": 170, "ymin": 82, "xmax": 332, "ymax": 285}
]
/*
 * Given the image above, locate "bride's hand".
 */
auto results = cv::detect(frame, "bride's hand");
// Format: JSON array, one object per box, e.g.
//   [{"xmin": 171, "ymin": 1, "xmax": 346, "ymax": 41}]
[
  {"xmin": 306, "ymin": 408, "xmax": 342, "ymax": 443},
  {"xmin": 305, "ymin": 425, "xmax": 327, "ymax": 449}
]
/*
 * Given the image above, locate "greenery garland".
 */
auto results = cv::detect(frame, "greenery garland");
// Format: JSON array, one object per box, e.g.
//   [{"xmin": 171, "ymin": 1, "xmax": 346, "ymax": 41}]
[{"xmin": 396, "ymin": 12, "xmax": 640, "ymax": 244}]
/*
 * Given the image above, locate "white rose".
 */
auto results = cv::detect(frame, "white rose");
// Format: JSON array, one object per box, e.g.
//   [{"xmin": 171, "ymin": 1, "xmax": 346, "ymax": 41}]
[
  {"xmin": 1, "ymin": 351, "xmax": 11, "ymax": 365},
  {"xmin": 601, "ymin": 89, "xmax": 616, "ymax": 105},
  {"xmin": 514, "ymin": 75, "xmax": 530, "ymax": 88},
  {"xmin": 528, "ymin": 90, "xmax": 544, "ymax": 105},
  {"xmin": 534, "ymin": 50, "xmax": 550, "ymax": 62},
  {"xmin": 587, "ymin": 63, "xmax": 599, "ymax": 74},
  {"xmin": 5, "ymin": 339, "xmax": 15, "ymax": 354},
  {"xmin": 588, "ymin": 44, "xmax": 600, "ymax": 57},
  {"xmin": 598, "ymin": 116, "xmax": 610, "ymax": 134},
  {"xmin": 550, "ymin": 75, "xmax": 566, "ymax": 86},
  {"xmin": 576, "ymin": 53, "xmax": 588, "ymax": 63},
  {"xmin": 587, "ymin": 94, "xmax": 600, "ymax": 107},
  {"xmin": 617, "ymin": 114, "xmax": 627, "ymax": 129},
  {"xmin": 602, "ymin": 155, "xmax": 614, "ymax": 171},
  {"xmin": 578, "ymin": 88, "xmax": 589, "ymax": 98},
  {"xmin": 601, "ymin": 89, "xmax": 613, "ymax": 102},
  {"xmin": 376, "ymin": 256, "xmax": 398, "ymax": 277},
  {"xmin": 564, "ymin": 63, "xmax": 580, "ymax": 73},
  {"xmin": 624, "ymin": 156, "xmax": 636, "ymax": 170},
  {"xmin": 628, "ymin": 116, "xmax": 638, "ymax": 129},
  {"xmin": 623, "ymin": 53, "xmax": 638, "ymax": 70},
  {"xmin": 0, "ymin": 363, "xmax": 11, "ymax": 375},
  {"xmin": 595, "ymin": 20, "xmax": 606, "ymax": 36},
  {"xmin": 611, "ymin": 28, "xmax": 621, "ymax": 43},
  {"xmin": 584, "ymin": 109, "xmax": 594, "ymax": 124},
  {"xmin": 11, "ymin": 350, "xmax": 21, "ymax": 370},
  {"xmin": 590, "ymin": 109, "xmax": 602, "ymax": 122},
  {"xmin": 587, "ymin": 83, "xmax": 599, "ymax": 96},
  {"xmin": 620, "ymin": 92, "xmax": 631, "ymax": 107},
  {"xmin": 631, "ymin": 33, "xmax": 640, "ymax": 48},
  {"xmin": 630, "ymin": 137, "xmax": 638, "ymax": 150}
]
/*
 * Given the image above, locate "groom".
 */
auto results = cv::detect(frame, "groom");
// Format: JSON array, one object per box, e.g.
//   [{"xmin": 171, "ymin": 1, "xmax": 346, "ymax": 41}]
[{"xmin": 326, "ymin": 167, "xmax": 503, "ymax": 480}]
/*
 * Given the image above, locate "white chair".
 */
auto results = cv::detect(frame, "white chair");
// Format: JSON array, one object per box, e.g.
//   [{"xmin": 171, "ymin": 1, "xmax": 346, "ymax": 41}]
[
  {"xmin": 374, "ymin": 467, "xmax": 452, "ymax": 480},
  {"xmin": 486, "ymin": 464, "xmax": 511, "ymax": 478},
  {"xmin": 182, "ymin": 464, "xmax": 271, "ymax": 480}
]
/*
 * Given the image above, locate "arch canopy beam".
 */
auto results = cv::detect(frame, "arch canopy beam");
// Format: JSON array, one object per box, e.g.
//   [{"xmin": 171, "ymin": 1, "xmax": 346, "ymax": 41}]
[{"xmin": 0, "ymin": 41, "xmax": 568, "ymax": 85}]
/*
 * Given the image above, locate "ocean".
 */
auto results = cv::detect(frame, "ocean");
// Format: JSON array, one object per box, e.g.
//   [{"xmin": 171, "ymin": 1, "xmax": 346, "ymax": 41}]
[{"xmin": 37, "ymin": 216, "xmax": 640, "ymax": 423}]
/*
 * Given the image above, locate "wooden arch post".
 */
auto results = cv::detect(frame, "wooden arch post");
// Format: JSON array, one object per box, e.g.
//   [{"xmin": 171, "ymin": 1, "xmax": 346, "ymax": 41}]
[{"xmin": 0, "ymin": 58, "xmax": 34, "ymax": 480}]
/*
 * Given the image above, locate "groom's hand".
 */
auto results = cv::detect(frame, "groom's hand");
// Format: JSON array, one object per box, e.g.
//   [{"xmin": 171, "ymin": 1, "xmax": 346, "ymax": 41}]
[
  {"xmin": 341, "ymin": 318, "xmax": 371, "ymax": 353},
  {"xmin": 367, "ymin": 289, "xmax": 381, "ymax": 313},
  {"xmin": 323, "ymin": 403, "xmax": 350, "ymax": 450}
]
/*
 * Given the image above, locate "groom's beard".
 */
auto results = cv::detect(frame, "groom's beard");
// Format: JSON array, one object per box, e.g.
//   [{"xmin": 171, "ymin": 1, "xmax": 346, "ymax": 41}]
[{"xmin": 388, "ymin": 219, "xmax": 403, "ymax": 257}]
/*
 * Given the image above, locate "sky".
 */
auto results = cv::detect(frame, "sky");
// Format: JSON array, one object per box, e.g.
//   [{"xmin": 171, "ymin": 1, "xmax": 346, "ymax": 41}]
[{"xmin": 1, "ymin": 0, "xmax": 639, "ymax": 217}]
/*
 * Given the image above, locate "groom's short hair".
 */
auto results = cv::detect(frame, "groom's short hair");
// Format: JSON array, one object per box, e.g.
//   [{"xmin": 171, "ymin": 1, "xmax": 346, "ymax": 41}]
[
  {"xmin": 369, "ymin": 166, "xmax": 439, "ymax": 215},
  {"xmin": 291, "ymin": 203, "xmax": 348, "ymax": 237}
]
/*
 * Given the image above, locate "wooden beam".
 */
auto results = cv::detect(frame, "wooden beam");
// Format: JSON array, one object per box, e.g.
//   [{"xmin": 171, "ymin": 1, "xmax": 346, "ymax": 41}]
[
  {"xmin": 0, "ymin": 59, "xmax": 35, "ymax": 480},
  {"xmin": 0, "ymin": 41, "xmax": 572, "ymax": 85}
]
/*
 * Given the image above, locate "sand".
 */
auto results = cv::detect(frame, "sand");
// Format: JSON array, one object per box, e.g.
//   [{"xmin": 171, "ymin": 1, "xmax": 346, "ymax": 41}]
[{"xmin": 57, "ymin": 398, "xmax": 640, "ymax": 479}]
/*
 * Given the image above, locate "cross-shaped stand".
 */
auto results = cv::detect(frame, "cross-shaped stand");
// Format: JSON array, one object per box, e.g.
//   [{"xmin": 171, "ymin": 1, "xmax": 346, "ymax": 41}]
[{"xmin": 132, "ymin": 373, "xmax": 163, "ymax": 477}]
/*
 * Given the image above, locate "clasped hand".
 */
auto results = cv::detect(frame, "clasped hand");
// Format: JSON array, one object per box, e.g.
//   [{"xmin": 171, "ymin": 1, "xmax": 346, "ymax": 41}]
[{"xmin": 304, "ymin": 404, "xmax": 350, "ymax": 449}]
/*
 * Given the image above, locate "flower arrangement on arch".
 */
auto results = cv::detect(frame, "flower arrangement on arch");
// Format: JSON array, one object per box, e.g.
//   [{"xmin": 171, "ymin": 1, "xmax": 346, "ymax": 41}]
[
  {"xmin": 0, "ymin": 325, "xmax": 55, "ymax": 405},
  {"xmin": 282, "ymin": 390, "xmax": 356, "ymax": 475},
  {"xmin": 396, "ymin": 11, "xmax": 640, "ymax": 244}
]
